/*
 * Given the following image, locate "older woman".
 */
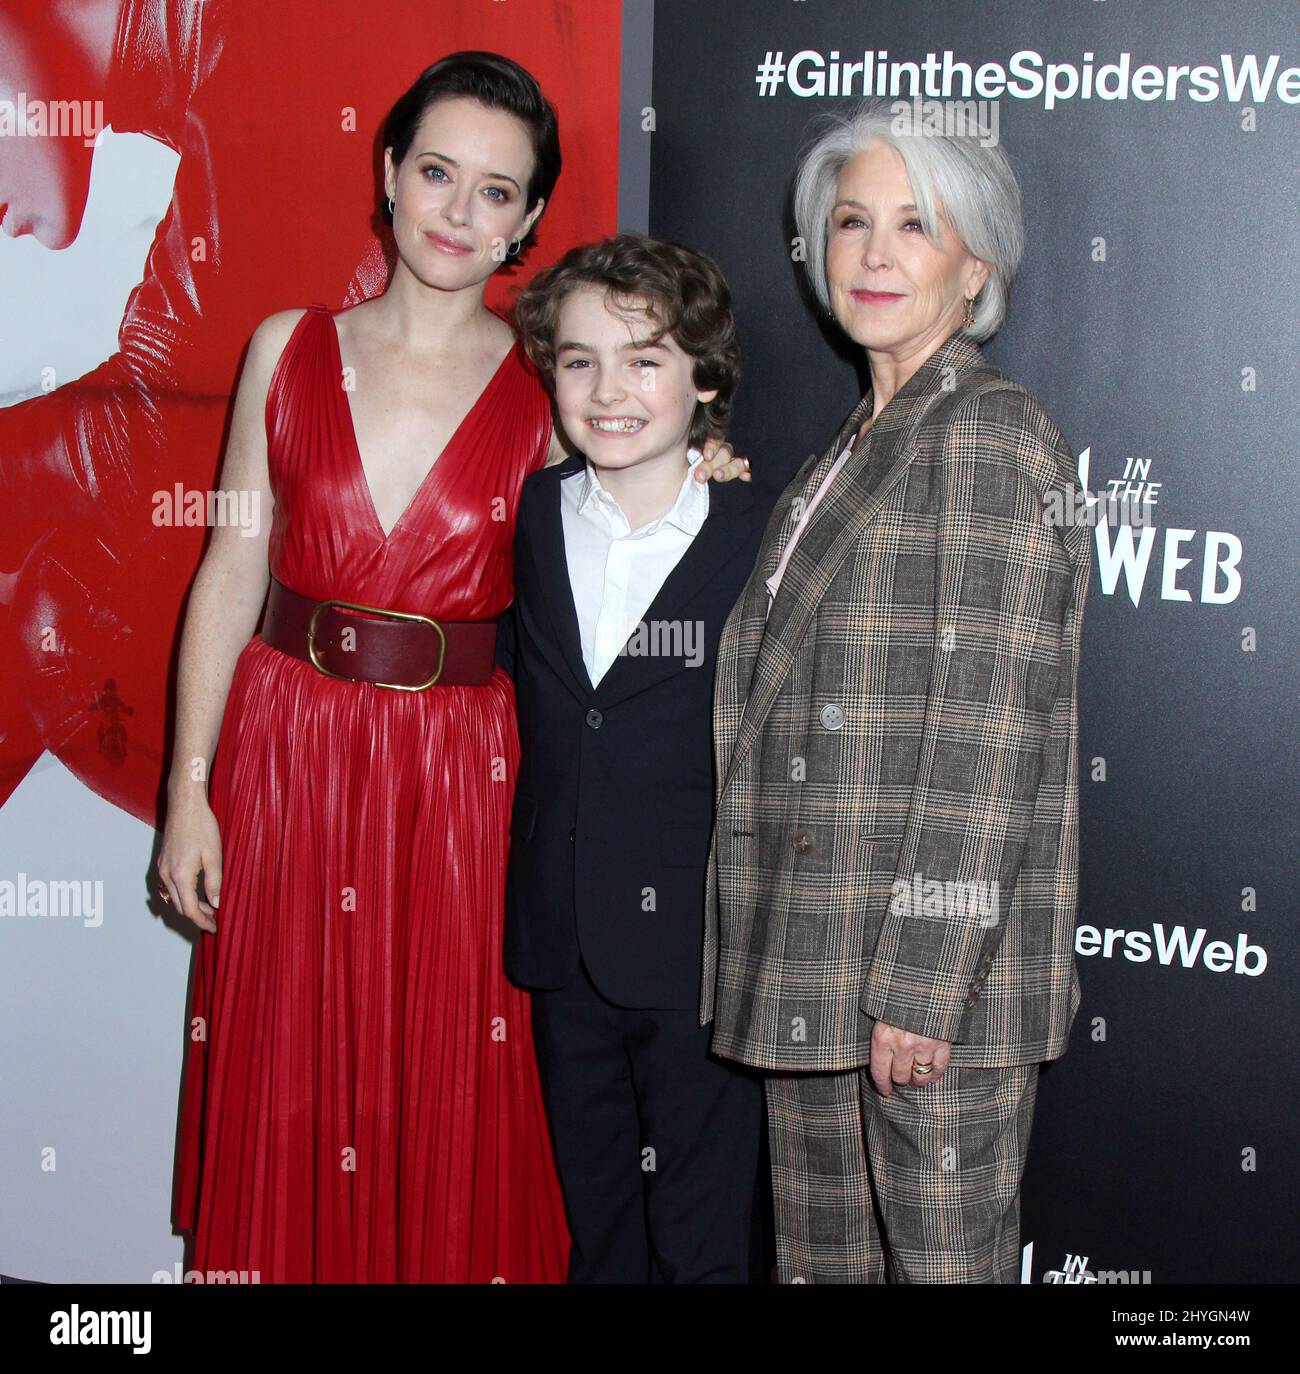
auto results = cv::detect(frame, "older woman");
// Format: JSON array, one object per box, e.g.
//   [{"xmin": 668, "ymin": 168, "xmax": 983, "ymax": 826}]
[{"xmin": 701, "ymin": 100, "xmax": 1091, "ymax": 1283}]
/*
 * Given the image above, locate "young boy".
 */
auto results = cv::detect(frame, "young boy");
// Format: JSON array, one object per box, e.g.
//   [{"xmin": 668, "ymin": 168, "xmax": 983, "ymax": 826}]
[{"xmin": 500, "ymin": 234, "xmax": 766, "ymax": 1283}]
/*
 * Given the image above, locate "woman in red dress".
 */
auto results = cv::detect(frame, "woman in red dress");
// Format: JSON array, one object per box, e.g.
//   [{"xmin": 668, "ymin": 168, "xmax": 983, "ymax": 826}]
[
  {"xmin": 172, "ymin": 297, "xmax": 564, "ymax": 1284},
  {"xmin": 159, "ymin": 52, "xmax": 569, "ymax": 1284}
]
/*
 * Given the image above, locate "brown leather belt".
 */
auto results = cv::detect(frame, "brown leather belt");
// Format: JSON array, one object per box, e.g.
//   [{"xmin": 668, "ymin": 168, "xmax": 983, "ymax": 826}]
[{"xmin": 260, "ymin": 577, "xmax": 497, "ymax": 689}]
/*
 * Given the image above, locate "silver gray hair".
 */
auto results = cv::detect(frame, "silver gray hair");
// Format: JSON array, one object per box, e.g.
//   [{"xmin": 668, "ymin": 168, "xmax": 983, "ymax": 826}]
[{"xmin": 792, "ymin": 99, "xmax": 1023, "ymax": 341}]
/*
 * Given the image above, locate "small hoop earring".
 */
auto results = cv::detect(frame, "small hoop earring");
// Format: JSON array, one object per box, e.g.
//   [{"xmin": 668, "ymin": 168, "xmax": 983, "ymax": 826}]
[
  {"xmin": 387, "ymin": 197, "xmax": 395, "ymax": 216},
  {"xmin": 507, "ymin": 238, "xmax": 523, "ymax": 257}
]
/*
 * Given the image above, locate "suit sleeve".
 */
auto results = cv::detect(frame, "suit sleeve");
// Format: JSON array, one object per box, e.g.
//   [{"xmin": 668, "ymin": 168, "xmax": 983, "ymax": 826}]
[
  {"xmin": 495, "ymin": 601, "xmax": 517, "ymax": 679},
  {"xmin": 859, "ymin": 388, "xmax": 1077, "ymax": 1044},
  {"xmin": 495, "ymin": 484, "xmax": 531, "ymax": 680}
]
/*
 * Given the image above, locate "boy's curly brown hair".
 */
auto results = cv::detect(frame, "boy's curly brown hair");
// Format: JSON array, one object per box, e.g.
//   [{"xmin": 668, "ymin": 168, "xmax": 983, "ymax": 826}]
[{"xmin": 512, "ymin": 232, "xmax": 740, "ymax": 447}]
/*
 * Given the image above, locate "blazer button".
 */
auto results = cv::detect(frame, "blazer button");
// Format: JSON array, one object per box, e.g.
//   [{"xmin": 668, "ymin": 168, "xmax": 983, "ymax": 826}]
[
  {"xmin": 585, "ymin": 708, "xmax": 603, "ymax": 729},
  {"xmin": 568, "ymin": 828, "xmax": 575, "ymax": 844},
  {"xmin": 790, "ymin": 829, "xmax": 814, "ymax": 855},
  {"xmin": 819, "ymin": 703, "xmax": 845, "ymax": 731}
]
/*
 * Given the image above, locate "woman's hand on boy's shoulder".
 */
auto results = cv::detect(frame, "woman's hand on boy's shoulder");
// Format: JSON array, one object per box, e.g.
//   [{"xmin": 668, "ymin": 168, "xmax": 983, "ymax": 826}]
[{"xmin": 695, "ymin": 436, "xmax": 752, "ymax": 483}]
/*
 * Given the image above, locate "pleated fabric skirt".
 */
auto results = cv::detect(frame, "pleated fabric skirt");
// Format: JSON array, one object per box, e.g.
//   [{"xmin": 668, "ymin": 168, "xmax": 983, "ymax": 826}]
[{"xmin": 173, "ymin": 635, "xmax": 570, "ymax": 1282}]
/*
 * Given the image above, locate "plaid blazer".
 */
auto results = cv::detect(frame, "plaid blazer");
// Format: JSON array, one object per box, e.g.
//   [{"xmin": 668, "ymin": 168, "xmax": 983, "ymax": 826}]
[{"xmin": 701, "ymin": 330, "xmax": 1091, "ymax": 1071}]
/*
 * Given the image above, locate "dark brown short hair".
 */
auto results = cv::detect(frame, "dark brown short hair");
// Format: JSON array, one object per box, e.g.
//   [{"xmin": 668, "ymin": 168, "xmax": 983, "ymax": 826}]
[{"xmin": 512, "ymin": 232, "xmax": 740, "ymax": 446}]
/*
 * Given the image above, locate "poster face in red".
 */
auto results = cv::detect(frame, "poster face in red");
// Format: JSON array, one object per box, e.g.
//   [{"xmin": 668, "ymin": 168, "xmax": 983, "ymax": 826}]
[{"xmin": 0, "ymin": 0, "xmax": 621, "ymax": 825}]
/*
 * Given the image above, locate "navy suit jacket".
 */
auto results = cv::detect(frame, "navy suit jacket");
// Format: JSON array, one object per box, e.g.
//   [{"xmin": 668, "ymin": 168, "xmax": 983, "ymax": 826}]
[{"xmin": 499, "ymin": 454, "xmax": 769, "ymax": 1009}]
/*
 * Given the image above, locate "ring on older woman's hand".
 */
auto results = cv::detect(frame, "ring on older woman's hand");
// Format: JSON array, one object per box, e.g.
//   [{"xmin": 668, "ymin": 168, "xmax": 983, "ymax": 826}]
[{"xmin": 912, "ymin": 1061, "xmax": 934, "ymax": 1075}]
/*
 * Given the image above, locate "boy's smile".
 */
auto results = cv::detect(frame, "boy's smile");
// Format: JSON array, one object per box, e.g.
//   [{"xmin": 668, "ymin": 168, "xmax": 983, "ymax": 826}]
[{"xmin": 587, "ymin": 416, "xmax": 648, "ymax": 434}]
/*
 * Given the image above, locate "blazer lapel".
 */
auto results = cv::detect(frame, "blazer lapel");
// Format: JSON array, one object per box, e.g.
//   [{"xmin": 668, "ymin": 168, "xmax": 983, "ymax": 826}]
[
  {"xmin": 724, "ymin": 391, "xmax": 877, "ymax": 720},
  {"xmin": 757, "ymin": 393, "xmax": 875, "ymax": 587},
  {"xmin": 721, "ymin": 331, "xmax": 988, "ymax": 795},
  {"xmin": 528, "ymin": 463, "xmax": 595, "ymax": 701},
  {"xmin": 594, "ymin": 478, "xmax": 759, "ymax": 708}
]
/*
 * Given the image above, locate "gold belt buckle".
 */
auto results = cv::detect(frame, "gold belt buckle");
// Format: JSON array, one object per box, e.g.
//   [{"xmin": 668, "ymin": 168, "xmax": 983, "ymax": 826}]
[{"xmin": 306, "ymin": 598, "xmax": 446, "ymax": 691}]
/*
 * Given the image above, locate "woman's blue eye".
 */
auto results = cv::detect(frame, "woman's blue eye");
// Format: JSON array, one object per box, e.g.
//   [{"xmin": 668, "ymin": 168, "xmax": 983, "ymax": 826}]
[
  {"xmin": 420, "ymin": 165, "xmax": 510, "ymax": 202},
  {"xmin": 632, "ymin": 358, "xmax": 660, "ymax": 368}
]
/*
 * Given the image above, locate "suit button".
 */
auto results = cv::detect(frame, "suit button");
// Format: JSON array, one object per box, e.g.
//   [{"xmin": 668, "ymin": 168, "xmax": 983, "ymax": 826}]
[
  {"xmin": 819, "ymin": 703, "xmax": 845, "ymax": 731},
  {"xmin": 568, "ymin": 828, "xmax": 575, "ymax": 844},
  {"xmin": 585, "ymin": 708, "xmax": 603, "ymax": 729},
  {"xmin": 790, "ymin": 830, "xmax": 814, "ymax": 855}
]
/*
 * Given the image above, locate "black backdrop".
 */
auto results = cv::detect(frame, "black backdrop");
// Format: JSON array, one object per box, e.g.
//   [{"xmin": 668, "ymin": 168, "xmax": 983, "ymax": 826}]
[{"xmin": 648, "ymin": 0, "xmax": 1298, "ymax": 1283}]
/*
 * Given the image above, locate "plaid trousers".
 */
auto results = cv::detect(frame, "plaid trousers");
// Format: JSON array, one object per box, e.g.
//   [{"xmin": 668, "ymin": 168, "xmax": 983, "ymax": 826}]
[{"xmin": 764, "ymin": 1064, "xmax": 1039, "ymax": 1283}]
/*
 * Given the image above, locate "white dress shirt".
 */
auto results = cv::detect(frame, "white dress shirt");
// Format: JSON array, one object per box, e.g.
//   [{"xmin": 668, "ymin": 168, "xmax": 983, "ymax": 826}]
[{"xmin": 561, "ymin": 447, "xmax": 709, "ymax": 686}]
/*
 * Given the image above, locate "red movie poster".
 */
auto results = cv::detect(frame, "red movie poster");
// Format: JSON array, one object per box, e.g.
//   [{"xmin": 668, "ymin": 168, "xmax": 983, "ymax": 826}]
[{"xmin": 0, "ymin": 0, "xmax": 621, "ymax": 825}]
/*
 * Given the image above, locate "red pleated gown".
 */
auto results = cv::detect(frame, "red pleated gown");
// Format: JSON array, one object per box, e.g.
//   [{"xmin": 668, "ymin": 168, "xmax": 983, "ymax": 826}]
[{"xmin": 173, "ymin": 305, "xmax": 570, "ymax": 1282}]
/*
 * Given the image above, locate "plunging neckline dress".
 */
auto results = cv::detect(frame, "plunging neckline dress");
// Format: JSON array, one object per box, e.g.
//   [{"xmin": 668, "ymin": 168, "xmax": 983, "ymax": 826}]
[{"xmin": 173, "ymin": 304, "xmax": 569, "ymax": 1282}]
